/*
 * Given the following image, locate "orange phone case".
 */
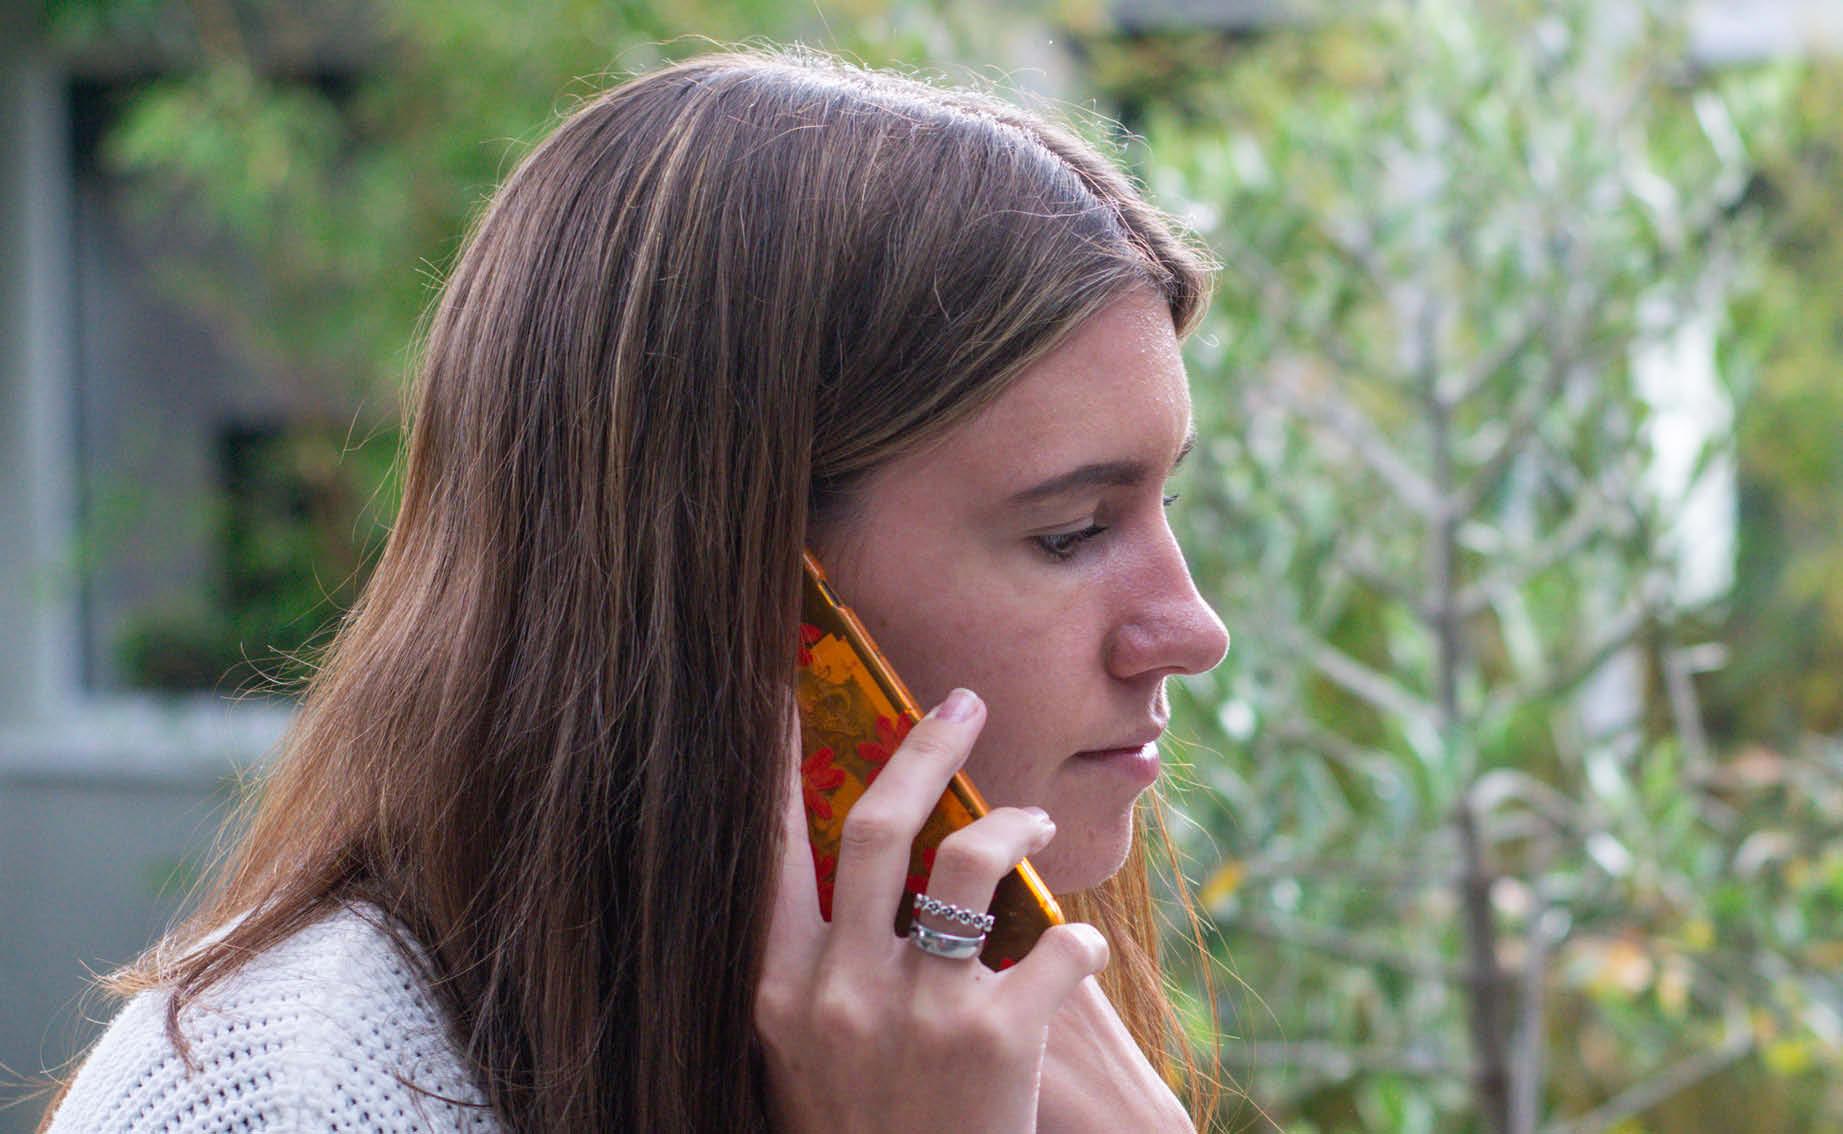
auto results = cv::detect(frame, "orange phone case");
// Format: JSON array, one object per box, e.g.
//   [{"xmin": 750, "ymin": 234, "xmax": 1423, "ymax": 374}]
[{"xmin": 795, "ymin": 549, "xmax": 1064, "ymax": 969}]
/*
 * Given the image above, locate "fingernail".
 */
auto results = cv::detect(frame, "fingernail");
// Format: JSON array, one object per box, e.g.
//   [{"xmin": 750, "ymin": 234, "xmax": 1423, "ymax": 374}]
[
  {"xmin": 1026, "ymin": 806, "xmax": 1054, "ymax": 829},
  {"xmin": 935, "ymin": 687, "xmax": 980, "ymax": 722}
]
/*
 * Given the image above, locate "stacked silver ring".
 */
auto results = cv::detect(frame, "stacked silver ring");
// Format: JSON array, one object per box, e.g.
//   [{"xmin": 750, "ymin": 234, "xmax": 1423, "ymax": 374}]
[
  {"xmin": 907, "ymin": 922, "xmax": 986, "ymax": 961},
  {"xmin": 913, "ymin": 893, "xmax": 996, "ymax": 934}
]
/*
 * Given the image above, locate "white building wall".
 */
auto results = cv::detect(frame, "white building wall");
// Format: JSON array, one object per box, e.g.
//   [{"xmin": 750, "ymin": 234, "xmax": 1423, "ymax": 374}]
[{"xmin": 0, "ymin": 37, "xmax": 289, "ymax": 1131}]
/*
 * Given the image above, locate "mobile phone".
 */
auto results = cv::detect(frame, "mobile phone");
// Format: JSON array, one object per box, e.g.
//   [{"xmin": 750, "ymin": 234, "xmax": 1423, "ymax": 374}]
[{"xmin": 795, "ymin": 549, "xmax": 1064, "ymax": 969}]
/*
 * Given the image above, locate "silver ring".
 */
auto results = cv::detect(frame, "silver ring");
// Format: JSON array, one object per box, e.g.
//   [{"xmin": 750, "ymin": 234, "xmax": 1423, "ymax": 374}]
[
  {"xmin": 913, "ymin": 893, "xmax": 996, "ymax": 934},
  {"xmin": 908, "ymin": 922, "xmax": 987, "ymax": 961}
]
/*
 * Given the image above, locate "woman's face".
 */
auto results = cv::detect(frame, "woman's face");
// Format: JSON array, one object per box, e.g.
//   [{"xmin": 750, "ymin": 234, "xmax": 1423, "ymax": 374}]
[{"xmin": 812, "ymin": 288, "xmax": 1230, "ymax": 892}]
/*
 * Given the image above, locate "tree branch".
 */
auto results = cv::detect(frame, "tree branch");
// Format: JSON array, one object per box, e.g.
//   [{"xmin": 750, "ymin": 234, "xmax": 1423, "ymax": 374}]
[
  {"xmin": 1281, "ymin": 622, "xmax": 1441, "ymax": 730},
  {"xmin": 1661, "ymin": 645, "xmax": 1720, "ymax": 768},
  {"xmin": 1334, "ymin": 540, "xmax": 1434, "ymax": 622},
  {"xmin": 1469, "ymin": 769, "xmax": 1586, "ymax": 836},
  {"xmin": 1455, "ymin": 485, "xmax": 1617, "ymax": 619},
  {"xmin": 1234, "ymin": 853, "xmax": 1465, "ymax": 889},
  {"xmin": 1484, "ymin": 597, "xmax": 1651, "ymax": 716},
  {"xmin": 1225, "ymin": 911, "xmax": 1471, "ymax": 984},
  {"xmin": 1508, "ymin": 886, "xmax": 1569, "ymax": 1134},
  {"xmin": 1440, "ymin": 303, "xmax": 1552, "ymax": 410},
  {"xmin": 1222, "ymin": 1040, "xmax": 1471, "ymax": 1080},
  {"xmin": 1219, "ymin": 230, "xmax": 1399, "ymax": 394},
  {"xmin": 1258, "ymin": 360, "xmax": 1445, "ymax": 521},
  {"xmin": 1539, "ymin": 1028, "xmax": 1753, "ymax": 1134},
  {"xmin": 1455, "ymin": 351, "xmax": 1572, "ymax": 520},
  {"xmin": 1456, "ymin": 801, "xmax": 1512, "ymax": 1134},
  {"xmin": 1269, "ymin": 717, "xmax": 1415, "ymax": 794}
]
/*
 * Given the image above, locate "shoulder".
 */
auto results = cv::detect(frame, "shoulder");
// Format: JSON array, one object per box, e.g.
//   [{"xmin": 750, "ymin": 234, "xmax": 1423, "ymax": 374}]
[{"xmin": 47, "ymin": 904, "xmax": 502, "ymax": 1133}]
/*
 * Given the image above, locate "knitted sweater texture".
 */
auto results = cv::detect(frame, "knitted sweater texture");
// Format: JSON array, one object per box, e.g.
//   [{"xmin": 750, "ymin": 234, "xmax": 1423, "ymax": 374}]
[{"xmin": 47, "ymin": 906, "xmax": 503, "ymax": 1133}]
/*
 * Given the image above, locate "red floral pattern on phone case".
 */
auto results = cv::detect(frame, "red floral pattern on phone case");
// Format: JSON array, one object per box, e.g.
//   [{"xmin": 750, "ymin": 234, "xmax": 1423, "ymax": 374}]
[{"xmin": 795, "ymin": 551, "xmax": 1063, "ymax": 967}]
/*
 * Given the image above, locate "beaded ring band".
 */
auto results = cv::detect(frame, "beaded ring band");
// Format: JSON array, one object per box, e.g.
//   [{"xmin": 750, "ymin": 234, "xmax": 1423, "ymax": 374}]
[{"xmin": 913, "ymin": 893, "xmax": 997, "ymax": 934}]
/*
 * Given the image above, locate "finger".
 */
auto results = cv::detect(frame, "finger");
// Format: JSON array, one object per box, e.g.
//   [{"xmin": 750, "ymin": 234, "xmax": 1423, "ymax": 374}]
[
  {"xmin": 912, "ymin": 806, "xmax": 1055, "ymax": 935},
  {"xmin": 998, "ymin": 923, "xmax": 1110, "ymax": 1023},
  {"xmin": 827, "ymin": 688, "xmax": 985, "ymax": 951},
  {"xmin": 755, "ymin": 713, "xmax": 832, "ymax": 1050},
  {"xmin": 761, "ymin": 701, "xmax": 824, "ymax": 967}
]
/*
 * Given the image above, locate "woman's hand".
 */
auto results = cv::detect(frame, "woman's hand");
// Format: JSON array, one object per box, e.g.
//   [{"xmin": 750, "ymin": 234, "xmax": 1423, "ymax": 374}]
[
  {"xmin": 1038, "ymin": 977, "xmax": 1195, "ymax": 1133},
  {"xmin": 755, "ymin": 688, "xmax": 1111, "ymax": 1134}
]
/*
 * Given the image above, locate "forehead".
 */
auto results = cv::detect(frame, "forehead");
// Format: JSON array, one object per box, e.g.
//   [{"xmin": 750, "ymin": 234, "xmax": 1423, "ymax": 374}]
[{"xmin": 905, "ymin": 290, "xmax": 1191, "ymax": 490}]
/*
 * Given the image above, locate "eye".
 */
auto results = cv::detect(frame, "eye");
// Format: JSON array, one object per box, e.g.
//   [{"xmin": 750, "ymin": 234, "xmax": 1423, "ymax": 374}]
[
  {"xmin": 1034, "ymin": 523, "xmax": 1108, "ymax": 562},
  {"xmin": 1034, "ymin": 494, "xmax": 1182, "ymax": 562}
]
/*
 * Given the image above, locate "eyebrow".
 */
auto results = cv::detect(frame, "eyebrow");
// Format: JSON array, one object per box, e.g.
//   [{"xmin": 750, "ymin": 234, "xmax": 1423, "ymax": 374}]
[{"xmin": 1002, "ymin": 426, "xmax": 1198, "ymax": 508}]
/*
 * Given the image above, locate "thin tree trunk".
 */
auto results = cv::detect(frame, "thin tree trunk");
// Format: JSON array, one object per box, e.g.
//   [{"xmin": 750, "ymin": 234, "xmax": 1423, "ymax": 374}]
[{"xmin": 1422, "ymin": 295, "xmax": 1512, "ymax": 1134}]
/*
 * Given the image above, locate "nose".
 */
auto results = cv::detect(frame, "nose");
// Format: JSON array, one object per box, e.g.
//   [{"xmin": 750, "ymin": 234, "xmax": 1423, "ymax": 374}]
[{"xmin": 1104, "ymin": 528, "xmax": 1230, "ymax": 681}]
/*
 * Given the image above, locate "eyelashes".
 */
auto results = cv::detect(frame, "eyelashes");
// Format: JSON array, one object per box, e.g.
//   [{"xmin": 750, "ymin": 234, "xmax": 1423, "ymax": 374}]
[
  {"xmin": 1033, "ymin": 494, "xmax": 1181, "ymax": 562},
  {"xmin": 1034, "ymin": 523, "xmax": 1107, "ymax": 561}
]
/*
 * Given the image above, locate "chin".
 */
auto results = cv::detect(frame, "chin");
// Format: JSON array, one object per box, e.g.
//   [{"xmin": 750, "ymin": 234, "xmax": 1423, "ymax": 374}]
[{"xmin": 1032, "ymin": 813, "xmax": 1137, "ymax": 894}]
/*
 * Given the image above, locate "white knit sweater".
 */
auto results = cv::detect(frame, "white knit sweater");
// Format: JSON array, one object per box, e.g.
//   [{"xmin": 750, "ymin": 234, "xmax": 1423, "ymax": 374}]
[{"xmin": 48, "ymin": 906, "xmax": 503, "ymax": 1133}]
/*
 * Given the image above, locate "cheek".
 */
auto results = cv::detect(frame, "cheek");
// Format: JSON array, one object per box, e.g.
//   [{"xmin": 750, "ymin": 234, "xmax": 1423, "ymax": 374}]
[
  {"xmin": 825, "ymin": 531, "xmax": 1116, "ymax": 801},
  {"xmin": 858, "ymin": 589, "xmax": 1056, "ymax": 798},
  {"xmin": 877, "ymin": 595, "xmax": 1013, "ymax": 714},
  {"xmin": 940, "ymin": 602, "xmax": 1101, "ymax": 804}
]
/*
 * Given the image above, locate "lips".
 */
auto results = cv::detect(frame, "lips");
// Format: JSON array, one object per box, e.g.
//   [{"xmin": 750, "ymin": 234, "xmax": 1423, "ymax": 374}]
[
  {"xmin": 1071, "ymin": 740, "xmax": 1163, "ymax": 787},
  {"xmin": 1074, "ymin": 742, "xmax": 1158, "ymax": 759},
  {"xmin": 1075, "ymin": 725, "xmax": 1165, "ymax": 756}
]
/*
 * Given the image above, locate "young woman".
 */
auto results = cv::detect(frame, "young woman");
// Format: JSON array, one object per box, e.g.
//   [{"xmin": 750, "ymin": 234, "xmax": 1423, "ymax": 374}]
[{"xmin": 45, "ymin": 47, "xmax": 1230, "ymax": 1132}]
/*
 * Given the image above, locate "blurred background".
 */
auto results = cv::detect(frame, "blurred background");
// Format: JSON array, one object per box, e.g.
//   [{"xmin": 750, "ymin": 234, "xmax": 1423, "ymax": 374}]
[{"xmin": 3, "ymin": 0, "xmax": 1840, "ymax": 1130}]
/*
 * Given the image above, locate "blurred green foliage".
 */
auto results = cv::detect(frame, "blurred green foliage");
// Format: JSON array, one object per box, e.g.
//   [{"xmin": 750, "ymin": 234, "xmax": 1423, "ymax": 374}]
[
  {"xmin": 1715, "ymin": 62, "xmax": 1843, "ymax": 741},
  {"xmin": 111, "ymin": 422, "xmax": 400, "ymax": 692},
  {"xmin": 1116, "ymin": 2, "xmax": 1843, "ymax": 1130},
  {"xmin": 41, "ymin": 0, "xmax": 1843, "ymax": 1129},
  {"xmin": 48, "ymin": 0, "xmax": 1084, "ymax": 687}
]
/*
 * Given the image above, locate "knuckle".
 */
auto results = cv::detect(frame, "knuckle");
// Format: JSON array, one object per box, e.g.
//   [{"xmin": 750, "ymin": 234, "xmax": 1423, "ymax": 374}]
[
  {"xmin": 932, "ymin": 834, "xmax": 1005, "ymax": 881},
  {"xmin": 811, "ymin": 979, "xmax": 875, "ymax": 1041},
  {"xmin": 898, "ymin": 729, "xmax": 959, "ymax": 766},
  {"xmin": 753, "ymin": 978, "xmax": 798, "ymax": 1034},
  {"xmin": 906, "ymin": 1002, "xmax": 961, "ymax": 1050},
  {"xmin": 839, "ymin": 805, "xmax": 901, "ymax": 855}
]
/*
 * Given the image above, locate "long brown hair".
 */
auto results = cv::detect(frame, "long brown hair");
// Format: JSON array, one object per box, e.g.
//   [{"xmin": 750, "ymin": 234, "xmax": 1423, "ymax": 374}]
[{"xmin": 66, "ymin": 48, "xmax": 1219, "ymax": 1132}]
